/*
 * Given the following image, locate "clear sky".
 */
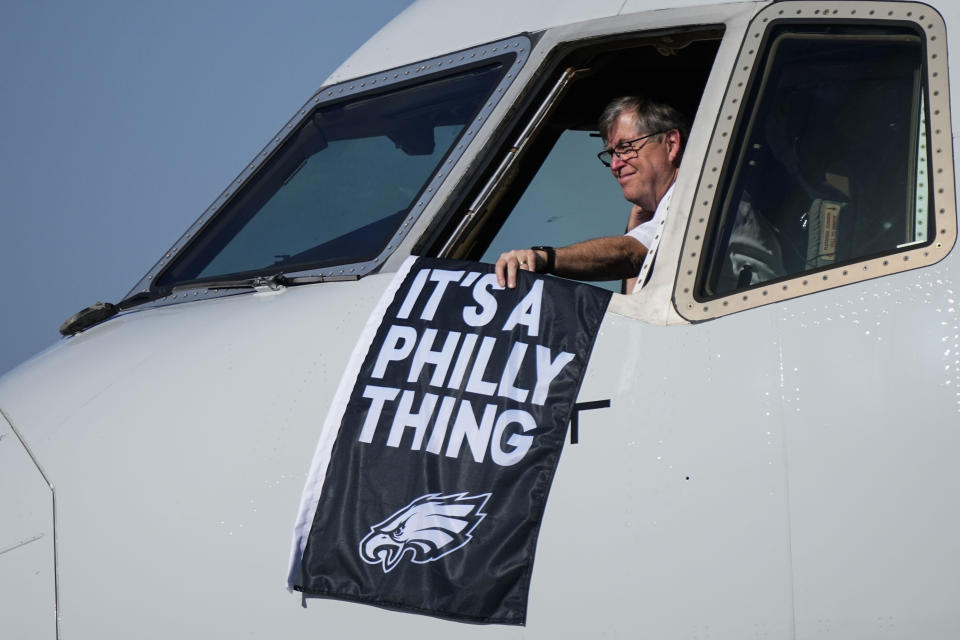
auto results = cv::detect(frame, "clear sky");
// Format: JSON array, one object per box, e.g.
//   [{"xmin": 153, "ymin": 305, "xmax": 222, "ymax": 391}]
[{"xmin": 0, "ymin": 0, "xmax": 412, "ymax": 376}]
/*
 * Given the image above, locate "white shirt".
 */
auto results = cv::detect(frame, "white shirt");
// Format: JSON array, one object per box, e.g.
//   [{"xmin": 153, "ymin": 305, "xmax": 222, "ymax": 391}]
[{"xmin": 624, "ymin": 183, "xmax": 674, "ymax": 292}]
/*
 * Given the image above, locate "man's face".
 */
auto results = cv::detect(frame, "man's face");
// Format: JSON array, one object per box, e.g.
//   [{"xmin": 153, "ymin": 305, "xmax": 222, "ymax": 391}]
[{"xmin": 605, "ymin": 112, "xmax": 679, "ymax": 212}]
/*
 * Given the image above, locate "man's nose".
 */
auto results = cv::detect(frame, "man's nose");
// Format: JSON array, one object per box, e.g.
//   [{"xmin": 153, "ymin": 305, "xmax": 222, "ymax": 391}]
[{"xmin": 610, "ymin": 153, "xmax": 626, "ymax": 172}]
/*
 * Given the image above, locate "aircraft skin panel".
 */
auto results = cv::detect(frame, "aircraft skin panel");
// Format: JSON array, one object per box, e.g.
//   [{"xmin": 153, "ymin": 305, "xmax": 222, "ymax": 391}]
[
  {"xmin": 0, "ymin": 276, "xmax": 386, "ymax": 452},
  {"xmin": 776, "ymin": 256, "xmax": 960, "ymax": 637},
  {"xmin": 0, "ymin": 411, "xmax": 56, "ymax": 639},
  {"xmin": 6, "ymin": 266, "xmax": 958, "ymax": 637},
  {"xmin": 0, "ymin": 280, "xmax": 798, "ymax": 638},
  {"xmin": 0, "ymin": 275, "xmax": 393, "ymax": 637},
  {"xmin": 327, "ymin": 0, "xmax": 625, "ymax": 85},
  {"xmin": 536, "ymin": 310, "xmax": 795, "ymax": 638},
  {"xmin": 327, "ymin": 0, "xmax": 761, "ymax": 86}
]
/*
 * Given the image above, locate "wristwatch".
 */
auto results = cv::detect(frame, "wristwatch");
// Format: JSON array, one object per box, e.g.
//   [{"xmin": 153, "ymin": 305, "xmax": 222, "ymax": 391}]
[{"xmin": 530, "ymin": 246, "xmax": 555, "ymax": 274}]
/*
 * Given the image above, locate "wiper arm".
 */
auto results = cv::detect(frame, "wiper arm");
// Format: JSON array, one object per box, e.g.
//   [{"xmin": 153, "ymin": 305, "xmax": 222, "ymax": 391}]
[
  {"xmin": 185, "ymin": 272, "xmax": 356, "ymax": 290},
  {"xmin": 117, "ymin": 287, "xmax": 172, "ymax": 310},
  {"xmin": 59, "ymin": 302, "xmax": 121, "ymax": 336},
  {"xmin": 59, "ymin": 286, "xmax": 171, "ymax": 336},
  {"xmin": 188, "ymin": 273, "xmax": 291, "ymax": 292},
  {"xmin": 60, "ymin": 271, "xmax": 353, "ymax": 336}
]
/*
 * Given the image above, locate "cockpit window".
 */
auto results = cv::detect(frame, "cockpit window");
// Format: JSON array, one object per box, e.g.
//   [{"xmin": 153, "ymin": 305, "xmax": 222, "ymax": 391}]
[
  {"xmin": 153, "ymin": 60, "xmax": 510, "ymax": 289},
  {"xmin": 698, "ymin": 26, "xmax": 929, "ymax": 298},
  {"xmin": 675, "ymin": 5, "xmax": 954, "ymax": 322}
]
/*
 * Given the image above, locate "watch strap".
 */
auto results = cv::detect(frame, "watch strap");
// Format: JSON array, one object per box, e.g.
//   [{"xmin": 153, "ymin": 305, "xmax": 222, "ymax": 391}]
[{"xmin": 531, "ymin": 245, "xmax": 555, "ymax": 274}]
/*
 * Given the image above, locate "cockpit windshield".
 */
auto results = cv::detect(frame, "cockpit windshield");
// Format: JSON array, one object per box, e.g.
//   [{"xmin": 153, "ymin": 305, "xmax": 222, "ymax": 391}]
[{"xmin": 155, "ymin": 61, "xmax": 508, "ymax": 289}]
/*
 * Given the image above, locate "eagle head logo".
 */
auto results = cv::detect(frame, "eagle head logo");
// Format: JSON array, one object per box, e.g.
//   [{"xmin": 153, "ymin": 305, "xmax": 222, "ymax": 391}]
[{"xmin": 359, "ymin": 492, "xmax": 490, "ymax": 573}]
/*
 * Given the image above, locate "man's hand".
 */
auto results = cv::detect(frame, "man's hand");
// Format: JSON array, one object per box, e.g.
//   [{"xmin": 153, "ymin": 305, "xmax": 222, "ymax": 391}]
[
  {"xmin": 495, "ymin": 248, "xmax": 545, "ymax": 288},
  {"xmin": 626, "ymin": 203, "xmax": 652, "ymax": 232}
]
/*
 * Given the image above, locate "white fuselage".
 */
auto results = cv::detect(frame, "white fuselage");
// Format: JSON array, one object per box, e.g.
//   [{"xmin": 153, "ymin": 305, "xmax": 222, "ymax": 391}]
[{"xmin": 2, "ymin": 1, "xmax": 958, "ymax": 637}]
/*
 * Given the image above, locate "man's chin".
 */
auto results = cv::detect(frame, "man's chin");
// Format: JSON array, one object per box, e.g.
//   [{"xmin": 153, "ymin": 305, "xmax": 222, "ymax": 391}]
[{"xmin": 620, "ymin": 187, "xmax": 642, "ymax": 204}]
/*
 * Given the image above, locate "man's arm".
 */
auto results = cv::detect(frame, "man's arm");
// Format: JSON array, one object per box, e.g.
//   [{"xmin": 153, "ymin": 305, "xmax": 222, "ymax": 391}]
[{"xmin": 495, "ymin": 235, "xmax": 647, "ymax": 289}]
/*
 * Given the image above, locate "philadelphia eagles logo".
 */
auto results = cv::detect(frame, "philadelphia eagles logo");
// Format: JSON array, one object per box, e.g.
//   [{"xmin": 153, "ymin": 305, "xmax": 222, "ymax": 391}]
[{"xmin": 359, "ymin": 492, "xmax": 490, "ymax": 573}]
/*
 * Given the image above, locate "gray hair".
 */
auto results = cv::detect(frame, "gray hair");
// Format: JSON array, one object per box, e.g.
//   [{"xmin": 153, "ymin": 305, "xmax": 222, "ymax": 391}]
[{"xmin": 598, "ymin": 96, "xmax": 689, "ymax": 151}]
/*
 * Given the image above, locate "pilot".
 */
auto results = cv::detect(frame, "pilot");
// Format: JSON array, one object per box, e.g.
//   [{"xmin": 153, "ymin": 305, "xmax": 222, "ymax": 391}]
[{"xmin": 495, "ymin": 96, "xmax": 688, "ymax": 294}]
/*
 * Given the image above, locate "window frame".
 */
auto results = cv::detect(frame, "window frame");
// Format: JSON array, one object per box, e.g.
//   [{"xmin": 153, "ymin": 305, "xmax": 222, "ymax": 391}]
[
  {"xmin": 124, "ymin": 36, "xmax": 531, "ymax": 304},
  {"xmin": 673, "ymin": 1, "xmax": 955, "ymax": 322}
]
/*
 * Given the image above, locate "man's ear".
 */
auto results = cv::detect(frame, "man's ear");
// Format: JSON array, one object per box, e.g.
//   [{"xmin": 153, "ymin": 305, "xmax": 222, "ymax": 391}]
[{"xmin": 664, "ymin": 129, "xmax": 682, "ymax": 163}]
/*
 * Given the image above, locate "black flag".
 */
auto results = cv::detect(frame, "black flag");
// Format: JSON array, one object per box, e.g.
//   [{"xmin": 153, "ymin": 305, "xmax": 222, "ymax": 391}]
[{"xmin": 288, "ymin": 256, "xmax": 611, "ymax": 624}]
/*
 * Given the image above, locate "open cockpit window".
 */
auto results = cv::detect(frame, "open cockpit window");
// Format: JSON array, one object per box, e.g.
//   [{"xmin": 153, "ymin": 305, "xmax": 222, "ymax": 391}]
[
  {"xmin": 126, "ymin": 37, "xmax": 529, "ymax": 300},
  {"xmin": 477, "ymin": 128, "xmax": 635, "ymax": 292},
  {"xmin": 425, "ymin": 29, "xmax": 723, "ymax": 293},
  {"xmin": 677, "ymin": 3, "xmax": 955, "ymax": 320}
]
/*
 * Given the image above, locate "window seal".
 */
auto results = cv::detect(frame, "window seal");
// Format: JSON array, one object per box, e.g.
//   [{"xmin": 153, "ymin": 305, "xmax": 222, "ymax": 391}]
[{"xmin": 673, "ymin": 1, "xmax": 955, "ymax": 322}]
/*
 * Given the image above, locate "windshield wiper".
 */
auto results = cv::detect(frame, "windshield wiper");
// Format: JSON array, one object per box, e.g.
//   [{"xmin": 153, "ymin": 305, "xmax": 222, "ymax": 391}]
[
  {"xmin": 59, "ymin": 271, "xmax": 357, "ymax": 336},
  {"xmin": 59, "ymin": 287, "xmax": 172, "ymax": 336},
  {"xmin": 188, "ymin": 273, "xmax": 291, "ymax": 292},
  {"xmin": 177, "ymin": 272, "xmax": 356, "ymax": 292},
  {"xmin": 59, "ymin": 302, "xmax": 121, "ymax": 336}
]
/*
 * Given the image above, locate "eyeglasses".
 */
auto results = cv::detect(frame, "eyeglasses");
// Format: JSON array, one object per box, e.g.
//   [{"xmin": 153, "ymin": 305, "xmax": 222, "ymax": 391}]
[{"xmin": 597, "ymin": 131, "xmax": 665, "ymax": 167}]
